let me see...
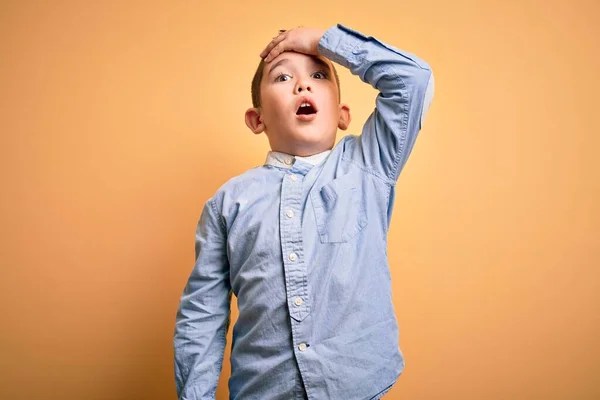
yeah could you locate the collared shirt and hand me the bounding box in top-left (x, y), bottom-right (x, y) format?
top-left (265, 149), bottom-right (332, 169)
top-left (174, 23), bottom-right (434, 400)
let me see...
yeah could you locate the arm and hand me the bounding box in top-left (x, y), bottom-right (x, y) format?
top-left (174, 197), bottom-right (232, 400)
top-left (318, 24), bottom-right (434, 184)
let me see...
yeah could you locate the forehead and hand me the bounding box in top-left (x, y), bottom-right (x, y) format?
top-left (263, 52), bottom-right (333, 78)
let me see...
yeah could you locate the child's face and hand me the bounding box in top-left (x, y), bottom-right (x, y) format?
top-left (246, 51), bottom-right (350, 156)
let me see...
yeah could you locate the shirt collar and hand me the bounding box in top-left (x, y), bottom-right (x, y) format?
top-left (264, 149), bottom-right (331, 169)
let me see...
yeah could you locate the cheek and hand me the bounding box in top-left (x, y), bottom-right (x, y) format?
top-left (322, 98), bottom-right (340, 120)
top-left (320, 88), bottom-right (339, 111)
top-left (262, 91), bottom-right (288, 115)
top-left (259, 100), bottom-right (280, 125)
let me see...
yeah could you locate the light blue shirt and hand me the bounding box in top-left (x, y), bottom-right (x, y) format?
top-left (174, 23), bottom-right (434, 400)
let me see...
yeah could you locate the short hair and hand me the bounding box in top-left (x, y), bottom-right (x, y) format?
top-left (251, 57), bottom-right (341, 108)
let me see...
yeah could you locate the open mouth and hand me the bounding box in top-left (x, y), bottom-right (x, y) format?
top-left (296, 102), bottom-right (317, 116)
top-left (295, 97), bottom-right (318, 119)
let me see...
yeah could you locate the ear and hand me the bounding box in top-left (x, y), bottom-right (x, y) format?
top-left (337, 103), bottom-right (351, 130)
top-left (245, 107), bottom-right (265, 134)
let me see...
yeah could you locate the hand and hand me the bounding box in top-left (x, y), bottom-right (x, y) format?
top-left (260, 26), bottom-right (327, 63)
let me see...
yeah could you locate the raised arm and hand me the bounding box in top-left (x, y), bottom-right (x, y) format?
top-left (318, 24), bottom-right (434, 184)
top-left (174, 197), bottom-right (232, 400)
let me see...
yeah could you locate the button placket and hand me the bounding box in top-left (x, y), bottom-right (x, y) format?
top-left (278, 159), bottom-right (314, 396)
top-left (279, 166), bottom-right (310, 324)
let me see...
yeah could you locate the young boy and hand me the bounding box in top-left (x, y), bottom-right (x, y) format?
top-left (174, 24), bottom-right (434, 400)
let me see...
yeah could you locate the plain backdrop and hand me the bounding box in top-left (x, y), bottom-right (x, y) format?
top-left (1, 1), bottom-right (598, 399)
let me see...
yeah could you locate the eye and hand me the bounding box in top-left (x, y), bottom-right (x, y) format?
top-left (274, 73), bottom-right (291, 82)
top-left (312, 71), bottom-right (328, 79)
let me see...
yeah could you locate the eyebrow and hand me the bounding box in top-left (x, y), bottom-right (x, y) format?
top-left (268, 56), bottom-right (331, 76)
top-left (268, 58), bottom-right (290, 75)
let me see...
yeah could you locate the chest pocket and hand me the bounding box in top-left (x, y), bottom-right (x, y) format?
top-left (310, 173), bottom-right (368, 243)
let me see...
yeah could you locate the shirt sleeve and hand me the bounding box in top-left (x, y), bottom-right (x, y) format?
top-left (174, 197), bottom-right (232, 400)
top-left (318, 23), bottom-right (435, 184)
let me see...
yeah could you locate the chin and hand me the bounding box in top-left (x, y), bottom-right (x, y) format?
top-left (291, 128), bottom-right (327, 142)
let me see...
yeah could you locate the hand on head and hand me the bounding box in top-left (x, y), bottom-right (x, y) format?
top-left (260, 27), bottom-right (327, 63)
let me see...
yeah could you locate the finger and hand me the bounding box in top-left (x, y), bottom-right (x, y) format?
top-left (264, 40), bottom-right (289, 63)
top-left (260, 31), bottom-right (287, 58)
top-left (260, 33), bottom-right (286, 58)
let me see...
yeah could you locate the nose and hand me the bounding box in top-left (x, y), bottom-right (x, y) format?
top-left (295, 79), bottom-right (312, 94)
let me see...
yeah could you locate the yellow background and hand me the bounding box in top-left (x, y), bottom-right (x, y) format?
top-left (1, 1), bottom-right (598, 399)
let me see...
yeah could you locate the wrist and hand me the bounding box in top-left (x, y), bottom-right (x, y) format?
top-left (314, 29), bottom-right (327, 54)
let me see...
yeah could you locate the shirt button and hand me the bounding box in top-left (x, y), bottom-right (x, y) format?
top-left (288, 253), bottom-right (297, 262)
top-left (286, 209), bottom-right (294, 218)
top-left (284, 158), bottom-right (293, 165)
top-left (298, 343), bottom-right (307, 352)
top-left (289, 174), bottom-right (298, 182)
top-left (294, 297), bottom-right (303, 306)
